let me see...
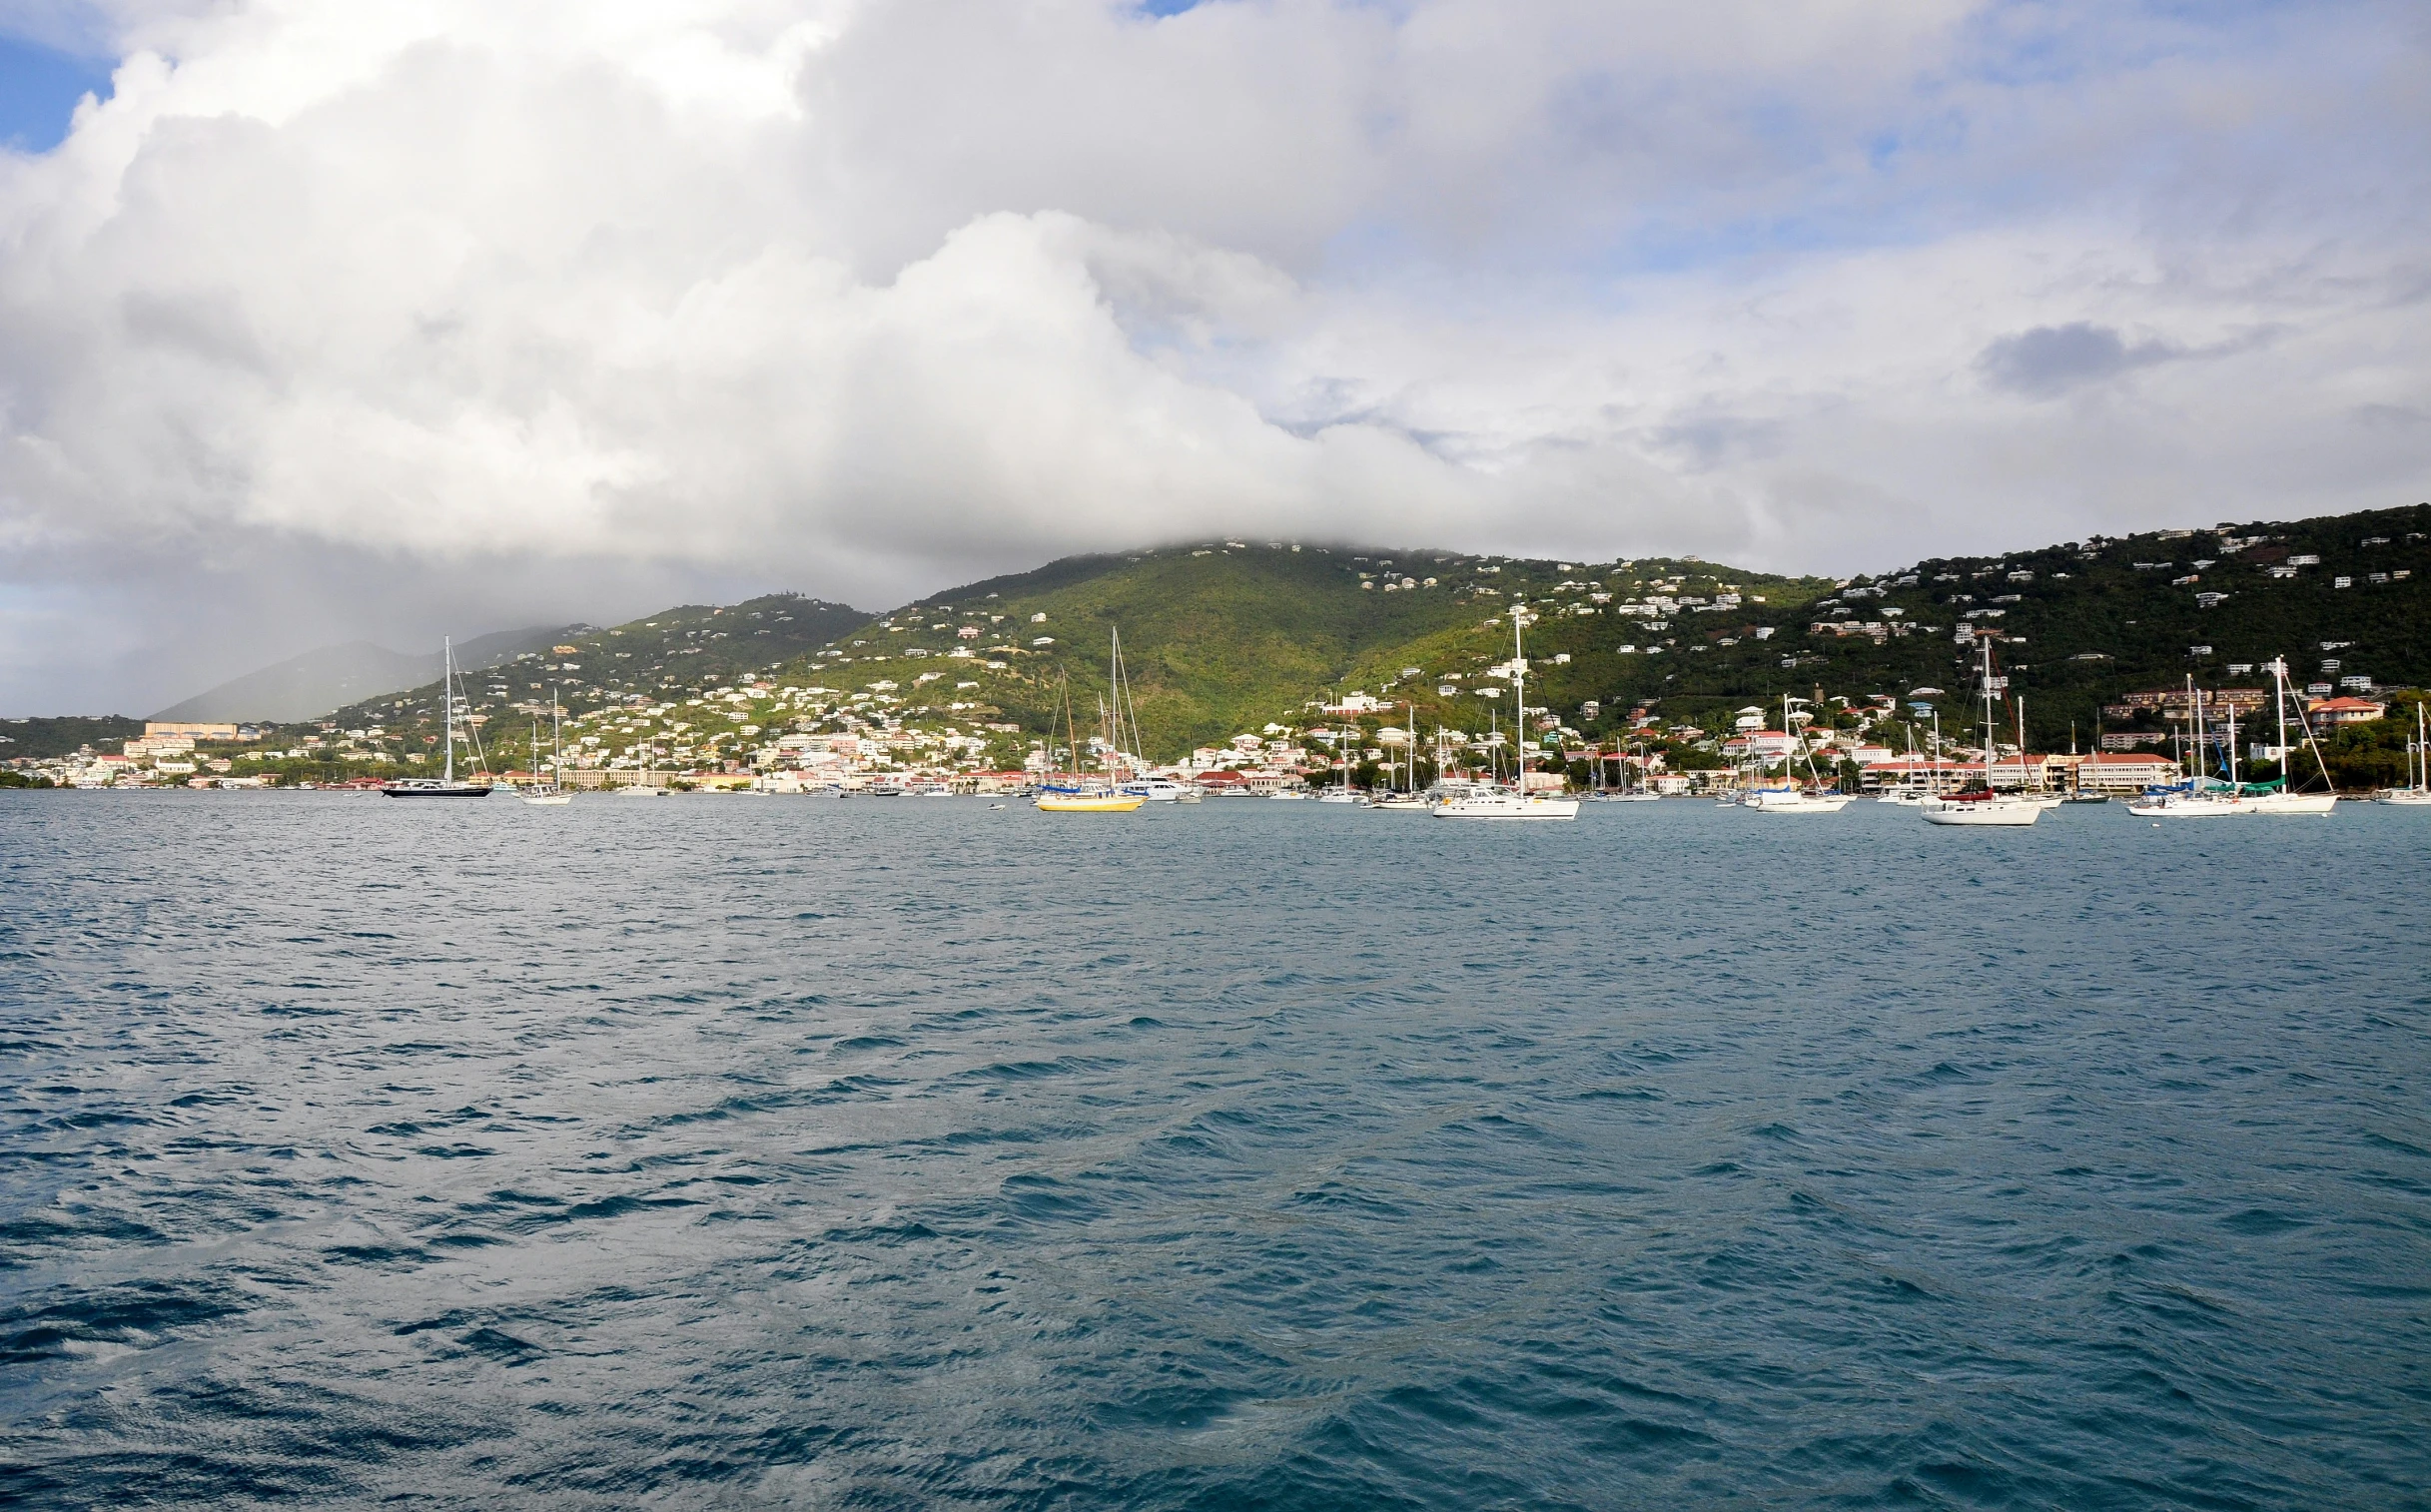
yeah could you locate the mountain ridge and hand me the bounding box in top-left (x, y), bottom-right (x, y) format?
top-left (15, 503), bottom-right (2423, 786)
top-left (151, 624), bottom-right (586, 723)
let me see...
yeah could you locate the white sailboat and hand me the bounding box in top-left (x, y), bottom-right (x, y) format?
top-left (522, 689), bottom-right (572, 804)
top-left (1744, 695), bottom-right (1853, 813)
top-left (2132, 659), bottom-right (2337, 816)
top-left (1100, 628), bottom-right (1194, 802)
top-left (1435, 606), bottom-right (1579, 820)
top-left (1372, 702), bottom-right (1432, 810)
top-left (1878, 722), bottom-right (1919, 803)
top-left (1922, 639), bottom-right (2040, 826)
top-left (1314, 694), bottom-right (1367, 804)
top-left (2240, 657), bottom-right (2338, 814)
top-left (383, 638), bottom-right (495, 798)
top-left (2383, 700), bottom-right (2431, 805)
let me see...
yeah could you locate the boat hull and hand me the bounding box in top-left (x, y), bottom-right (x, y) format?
top-left (1747, 792), bottom-right (1853, 813)
top-left (2240, 792), bottom-right (2336, 814)
top-left (1036, 794), bottom-right (1146, 812)
top-left (1432, 795), bottom-right (1580, 821)
top-left (382, 782), bottom-right (493, 798)
top-left (2128, 794), bottom-right (2335, 817)
top-left (1921, 802), bottom-right (2040, 825)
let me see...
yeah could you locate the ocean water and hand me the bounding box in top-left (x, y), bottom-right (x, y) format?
top-left (2, 790), bottom-right (2427, 1510)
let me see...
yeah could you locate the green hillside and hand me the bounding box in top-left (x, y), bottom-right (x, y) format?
top-left (767, 505), bottom-right (2426, 766)
top-left (0, 715), bottom-right (146, 762)
top-left (907, 545), bottom-right (1826, 752)
top-left (22, 501), bottom-right (2422, 786)
top-left (773, 543), bottom-right (1829, 760)
top-left (1528, 501), bottom-right (2430, 749)
top-left (180, 593), bottom-right (868, 782)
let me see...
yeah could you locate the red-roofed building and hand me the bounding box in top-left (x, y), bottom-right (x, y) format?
top-left (2307, 696), bottom-right (2387, 725)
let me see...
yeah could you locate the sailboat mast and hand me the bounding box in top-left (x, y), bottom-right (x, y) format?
top-left (2016, 694), bottom-right (2026, 794)
top-left (2191, 681), bottom-right (2201, 782)
top-left (1512, 610), bottom-right (1527, 793)
top-left (2274, 657), bottom-right (2290, 782)
top-left (442, 637), bottom-right (455, 785)
top-left (1982, 640), bottom-right (1996, 789)
top-left (2194, 681), bottom-right (2209, 783)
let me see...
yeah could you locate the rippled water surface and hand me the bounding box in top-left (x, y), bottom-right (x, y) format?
top-left (3, 791), bottom-right (2428, 1509)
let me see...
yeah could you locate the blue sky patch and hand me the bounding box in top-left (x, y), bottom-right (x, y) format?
top-left (0, 35), bottom-right (113, 153)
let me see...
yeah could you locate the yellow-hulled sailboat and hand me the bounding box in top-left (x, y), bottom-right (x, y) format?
top-left (1035, 660), bottom-right (1145, 812)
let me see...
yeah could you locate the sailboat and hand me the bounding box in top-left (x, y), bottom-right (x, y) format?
top-left (522, 689), bottom-right (572, 805)
top-left (1878, 720), bottom-right (1931, 804)
top-left (2238, 657), bottom-right (2338, 814)
top-left (383, 638), bottom-right (495, 797)
top-left (1099, 628), bottom-right (1192, 802)
top-left (1745, 694), bottom-right (1853, 812)
top-left (1434, 606), bottom-right (1580, 820)
top-left (2132, 659), bottom-right (2337, 816)
top-left (1372, 702), bottom-right (1431, 810)
top-left (1921, 639), bottom-right (2040, 825)
top-left (1036, 667), bottom-right (1145, 812)
top-left (2383, 701), bottom-right (2431, 805)
top-left (1314, 691), bottom-right (1367, 804)
top-left (1608, 738), bottom-right (1662, 800)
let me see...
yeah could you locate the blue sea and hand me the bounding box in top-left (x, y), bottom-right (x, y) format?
top-left (3, 791), bottom-right (2427, 1509)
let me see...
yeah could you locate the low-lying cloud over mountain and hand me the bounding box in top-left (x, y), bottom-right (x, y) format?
top-left (2, 0), bottom-right (2426, 712)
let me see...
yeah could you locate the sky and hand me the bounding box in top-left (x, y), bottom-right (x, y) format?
top-left (1, 0), bottom-right (2426, 715)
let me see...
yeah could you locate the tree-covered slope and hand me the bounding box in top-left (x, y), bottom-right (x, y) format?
top-left (783, 543), bottom-right (1830, 760)
top-left (1522, 502), bottom-right (2430, 747)
top-left (0, 715), bottom-right (146, 762)
top-left (293, 593), bottom-right (868, 767)
top-left (789, 505), bottom-right (2425, 761)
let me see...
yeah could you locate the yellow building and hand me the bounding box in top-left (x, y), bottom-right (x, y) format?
top-left (145, 721), bottom-right (249, 742)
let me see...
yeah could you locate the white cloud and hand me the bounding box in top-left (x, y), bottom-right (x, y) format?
top-left (1, 0), bottom-right (2426, 711)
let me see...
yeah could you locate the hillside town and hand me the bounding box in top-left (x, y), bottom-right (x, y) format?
top-left (11, 674), bottom-right (2414, 799)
